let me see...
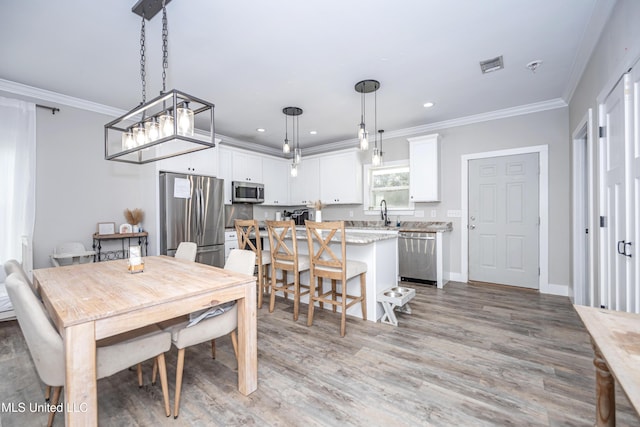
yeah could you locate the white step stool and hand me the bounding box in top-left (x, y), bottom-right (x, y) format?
top-left (377, 286), bottom-right (416, 326)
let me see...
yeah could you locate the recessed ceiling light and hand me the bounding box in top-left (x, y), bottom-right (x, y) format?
top-left (256, 128), bottom-right (266, 132)
top-left (423, 102), bottom-right (435, 108)
top-left (479, 55), bottom-right (504, 74)
top-left (309, 130), bottom-right (317, 135)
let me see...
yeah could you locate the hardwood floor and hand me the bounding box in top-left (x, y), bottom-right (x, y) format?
top-left (0, 281), bottom-right (638, 426)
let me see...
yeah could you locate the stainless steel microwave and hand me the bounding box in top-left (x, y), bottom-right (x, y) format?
top-left (232, 181), bottom-right (264, 203)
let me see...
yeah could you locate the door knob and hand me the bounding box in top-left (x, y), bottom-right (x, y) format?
top-left (469, 224), bottom-right (476, 230)
top-left (470, 216), bottom-right (476, 221)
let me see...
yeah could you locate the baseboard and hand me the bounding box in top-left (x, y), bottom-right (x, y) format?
top-left (543, 283), bottom-right (569, 297)
top-left (448, 272), bottom-right (464, 282)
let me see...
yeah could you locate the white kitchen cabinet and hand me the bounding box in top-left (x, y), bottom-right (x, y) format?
top-left (319, 150), bottom-right (362, 204)
top-left (218, 146), bottom-right (233, 204)
top-left (155, 140), bottom-right (220, 176)
top-left (224, 230), bottom-right (238, 263)
top-left (289, 157), bottom-right (319, 206)
top-left (262, 156), bottom-right (290, 205)
top-left (232, 151), bottom-right (263, 183)
top-left (408, 133), bottom-right (440, 202)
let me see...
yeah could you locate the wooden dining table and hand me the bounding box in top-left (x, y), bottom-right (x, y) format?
top-left (33, 255), bottom-right (257, 426)
top-left (574, 305), bottom-right (640, 426)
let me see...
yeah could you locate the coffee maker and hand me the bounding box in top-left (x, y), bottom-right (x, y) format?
top-left (291, 208), bottom-right (309, 225)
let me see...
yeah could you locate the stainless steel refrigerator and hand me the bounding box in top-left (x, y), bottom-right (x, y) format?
top-left (159, 172), bottom-right (225, 267)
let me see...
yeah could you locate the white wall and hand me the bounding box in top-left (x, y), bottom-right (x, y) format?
top-left (326, 108), bottom-right (570, 287)
top-left (33, 105), bottom-right (156, 269)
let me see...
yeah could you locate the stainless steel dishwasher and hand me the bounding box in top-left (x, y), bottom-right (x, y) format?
top-left (399, 231), bottom-right (436, 284)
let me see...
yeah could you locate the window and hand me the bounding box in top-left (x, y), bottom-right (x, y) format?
top-left (363, 161), bottom-right (413, 214)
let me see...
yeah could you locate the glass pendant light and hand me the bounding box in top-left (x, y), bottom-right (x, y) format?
top-left (133, 124), bottom-right (148, 147)
top-left (177, 102), bottom-right (194, 136)
top-left (283, 113), bottom-right (290, 153)
top-left (290, 163), bottom-right (298, 177)
top-left (373, 129), bottom-right (384, 166)
top-left (159, 112), bottom-right (174, 137)
top-left (355, 79), bottom-right (380, 151)
top-left (145, 118), bottom-right (160, 142)
top-left (283, 106), bottom-right (303, 177)
top-left (122, 130), bottom-right (135, 150)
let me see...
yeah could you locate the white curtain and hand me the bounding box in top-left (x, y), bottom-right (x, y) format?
top-left (0, 97), bottom-right (36, 282)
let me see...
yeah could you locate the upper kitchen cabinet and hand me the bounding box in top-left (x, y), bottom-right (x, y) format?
top-left (262, 156), bottom-right (290, 205)
top-left (289, 157), bottom-right (320, 206)
top-left (319, 150), bottom-right (363, 204)
top-left (155, 138), bottom-right (221, 176)
top-left (218, 146), bottom-right (233, 204)
top-left (232, 151), bottom-right (263, 183)
top-left (408, 133), bottom-right (440, 202)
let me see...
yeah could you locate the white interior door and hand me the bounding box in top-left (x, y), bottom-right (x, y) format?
top-left (468, 153), bottom-right (539, 289)
top-left (629, 67), bottom-right (640, 312)
top-left (600, 75), bottom-right (629, 311)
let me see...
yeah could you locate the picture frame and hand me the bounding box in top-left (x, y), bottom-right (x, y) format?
top-left (119, 223), bottom-right (133, 234)
top-left (97, 222), bottom-right (116, 235)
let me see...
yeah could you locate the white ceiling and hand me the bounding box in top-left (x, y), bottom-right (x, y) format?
top-left (0, 0), bottom-right (610, 154)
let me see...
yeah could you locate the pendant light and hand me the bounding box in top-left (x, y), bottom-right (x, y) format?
top-left (373, 129), bottom-right (384, 166)
top-left (104, 0), bottom-right (215, 164)
top-left (283, 106), bottom-right (303, 177)
top-left (355, 79), bottom-right (380, 150)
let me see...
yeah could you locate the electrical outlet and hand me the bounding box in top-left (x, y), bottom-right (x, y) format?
top-left (415, 210), bottom-right (425, 218)
top-left (430, 209), bottom-right (437, 218)
top-left (349, 210), bottom-right (354, 218)
top-left (447, 210), bottom-right (462, 218)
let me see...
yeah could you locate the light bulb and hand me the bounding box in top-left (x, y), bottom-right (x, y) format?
top-left (283, 139), bottom-right (290, 153)
top-left (372, 148), bottom-right (381, 166)
top-left (159, 113), bottom-right (174, 137)
top-left (121, 131), bottom-right (135, 150)
top-left (358, 123), bottom-right (366, 141)
top-left (145, 119), bottom-right (160, 142)
top-left (177, 106), bottom-right (194, 136)
top-left (133, 125), bottom-right (147, 146)
top-left (290, 163), bottom-right (298, 177)
top-left (359, 131), bottom-right (369, 150)
top-left (294, 148), bottom-right (302, 164)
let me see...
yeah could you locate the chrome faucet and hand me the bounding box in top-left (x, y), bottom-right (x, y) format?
top-left (380, 199), bottom-right (390, 226)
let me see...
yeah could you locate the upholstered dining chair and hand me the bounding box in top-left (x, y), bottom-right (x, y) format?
top-left (4, 259), bottom-right (34, 294)
top-left (235, 219), bottom-right (271, 308)
top-left (5, 273), bottom-right (172, 426)
top-left (265, 220), bottom-right (310, 321)
top-left (305, 220), bottom-right (367, 337)
top-left (174, 242), bottom-right (198, 262)
top-left (158, 248), bottom-right (256, 419)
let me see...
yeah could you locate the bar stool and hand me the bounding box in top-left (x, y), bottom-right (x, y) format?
top-left (265, 220), bottom-right (310, 321)
top-left (235, 219), bottom-right (271, 308)
top-left (305, 220), bottom-right (367, 337)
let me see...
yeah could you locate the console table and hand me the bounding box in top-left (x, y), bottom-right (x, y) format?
top-left (92, 232), bottom-right (149, 262)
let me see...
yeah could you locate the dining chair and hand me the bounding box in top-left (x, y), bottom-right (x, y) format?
top-left (174, 242), bottom-right (197, 262)
top-left (265, 220), bottom-right (310, 321)
top-left (158, 248), bottom-right (256, 419)
top-left (305, 220), bottom-right (367, 337)
top-left (4, 259), bottom-right (34, 294)
top-left (49, 241), bottom-right (95, 267)
top-left (5, 273), bottom-right (172, 426)
top-left (235, 219), bottom-right (271, 308)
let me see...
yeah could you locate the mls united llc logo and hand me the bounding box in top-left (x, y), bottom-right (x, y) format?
top-left (1, 401), bottom-right (88, 413)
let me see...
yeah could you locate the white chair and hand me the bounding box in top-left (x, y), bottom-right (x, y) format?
top-left (174, 242), bottom-right (197, 262)
top-left (5, 273), bottom-right (173, 426)
top-left (157, 248), bottom-right (256, 419)
top-left (50, 242), bottom-right (95, 267)
top-left (4, 259), bottom-right (34, 294)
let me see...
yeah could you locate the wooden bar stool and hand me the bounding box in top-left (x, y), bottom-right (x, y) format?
top-left (305, 220), bottom-right (367, 337)
top-left (235, 219), bottom-right (271, 308)
top-left (265, 220), bottom-right (310, 321)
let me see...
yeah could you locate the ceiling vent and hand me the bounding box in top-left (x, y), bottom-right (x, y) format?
top-left (479, 55), bottom-right (504, 74)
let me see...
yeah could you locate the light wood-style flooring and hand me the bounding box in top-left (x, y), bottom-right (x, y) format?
top-left (0, 281), bottom-right (638, 426)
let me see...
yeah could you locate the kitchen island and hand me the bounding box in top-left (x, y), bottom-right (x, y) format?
top-left (280, 227), bottom-right (398, 322)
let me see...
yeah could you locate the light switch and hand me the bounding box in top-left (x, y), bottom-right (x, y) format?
top-left (430, 210), bottom-right (437, 218)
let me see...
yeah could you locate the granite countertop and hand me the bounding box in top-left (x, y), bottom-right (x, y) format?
top-left (292, 226), bottom-right (397, 244)
top-left (344, 220), bottom-right (453, 233)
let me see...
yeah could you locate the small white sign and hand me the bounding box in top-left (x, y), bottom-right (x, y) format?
top-left (174, 178), bottom-right (192, 199)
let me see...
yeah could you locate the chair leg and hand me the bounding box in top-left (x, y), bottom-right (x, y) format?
top-left (293, 272), bottom-right (300, 321)
top-left (283, 271), bottom-right (288, 300)
top-left (360, 272), bottom-right (367, 321)
top-left (307, 274), bottom-right (316, 327)
top-left (340, 281), bottom-right (347, 337)
top-left (45, 385), bottom-right (51, 401)
top-left (137, 362), bottom-right (143, 387)
top-left (257, 263), bottom-right (263, 309)
top-left (211, 339), bottom-right (216, 359)
top-left (230, 330), bottom-right (238, 360)
top-left (332, 280), bottom-right (337, 313)
top-left (152, 358), bottom-right (158, 385)
top-left (317, 277), bottom-right (324, 310)
top-left (47, 386), bottom-right (62, 427)
top-left (269, 270), bottom-right (277, 313)
top-left (174, 348), bottom-right (186, 419)
top-left (155, 353), bottom-right (171, 417)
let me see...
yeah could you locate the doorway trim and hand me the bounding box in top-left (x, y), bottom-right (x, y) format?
top-left (571, 109), bottom-right (595, 306)
top-left (461, 145), bottom-right (550, 293)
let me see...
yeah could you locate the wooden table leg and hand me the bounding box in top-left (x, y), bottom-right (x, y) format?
top-left (64, 322), bottom-right (98, 426)
top-left (591, 338), bottom-right (615, 427)
top-left (237, 280), bottom-right (258, 395)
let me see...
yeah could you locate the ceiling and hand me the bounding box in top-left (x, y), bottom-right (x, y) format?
top-left (0, 0), bottom-right (609, 155)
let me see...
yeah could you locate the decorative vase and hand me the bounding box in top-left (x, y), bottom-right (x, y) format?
top-left (315, 211), bottom-right (322, 222)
